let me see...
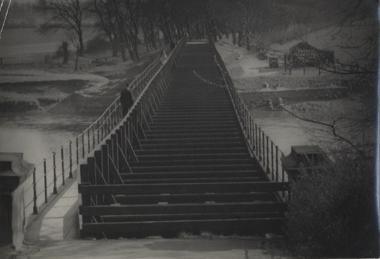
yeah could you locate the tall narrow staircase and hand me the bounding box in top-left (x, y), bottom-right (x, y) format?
top-left (79, 42), bottom-right (287, 238)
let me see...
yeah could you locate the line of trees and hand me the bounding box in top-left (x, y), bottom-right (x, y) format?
top-left (37, 0), bottom-right (212, 63)
top-left (36, 0), bottom-right (377, 67)
top-left (35, 0), bottom-right (303, 61)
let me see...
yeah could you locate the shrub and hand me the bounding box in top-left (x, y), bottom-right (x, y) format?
top-left (286, 155), bottom-right (378, 257)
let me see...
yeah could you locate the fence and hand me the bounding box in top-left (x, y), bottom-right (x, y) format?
top-left (211, 42), bottom-right (290, 202)
top-left (22, 39), bottom-right (185, 225)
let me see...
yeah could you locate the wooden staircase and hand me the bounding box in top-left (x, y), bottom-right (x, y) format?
top-left (79, 42), bottom-right (287, 238)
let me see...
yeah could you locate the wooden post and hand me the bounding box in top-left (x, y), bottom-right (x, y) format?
top-left (43, 159), bottom-right (47, 203)
top-left (266, 136), bottom-right (269, 177)
top-left (32, 168), bottom-right (38, 214)
top-left (82, 134), bottom-right (85, 159)
top-left (275, 146), bottom-right (279, 182)
top-left (76, 137), bottom-right (79, 165)
top-left (69, 141), bottom-right (73, 178)
top-left (87, 130), bottom-right (90, 154)
top-left (61, 146), bottom-right (65, 185)
top-left (53, 152), bottom-right (57, 194)
top-left (271, 141), bottom-right (274, 181)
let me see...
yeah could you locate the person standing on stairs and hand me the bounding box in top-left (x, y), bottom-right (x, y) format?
top-left (120, 88), bottom-right (133, 116)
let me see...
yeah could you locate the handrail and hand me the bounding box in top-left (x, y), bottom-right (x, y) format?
top-left (22, 39), bottom-right (185, 225)
top-left (78, 38), bottom-right (185, 206)
top-left (210, 41), bottom-right (290, 202)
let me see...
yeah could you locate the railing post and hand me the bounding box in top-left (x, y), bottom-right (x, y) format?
top-left (275, 145), bottom-right (279, 182)
top-left (258, 128), bottom-right (262, 161)
top-left (281, 153), bottom-right (286, 198)
top-left (249, 118), bottom-right (252, 149)
top-left (82, 134), bottom-right (85, 158)
top-left (271, 141), bottom-right (274, 181)
top-left (53, 152), bottom-right (57, 194)
top-left (43, 159), bottom-right (47, 203)
top-left (97, 122), bottom-right (100, 144)
top-left (266, 136), bottom-right (269, 177)
top-left (262, 131), bottom-right (265, 164)
top-left (32, 168), bottom-right (38, 214)
top-left (93, 127), bottom-right (96, 149)
top-left (61, 146), bottom-right (65, 186)
top-left (76, 137), bottom-right (79, 165)
top-left (69, 140), bottom-right (73, 178)
top-left (87, 130), bottom-right (91, 154)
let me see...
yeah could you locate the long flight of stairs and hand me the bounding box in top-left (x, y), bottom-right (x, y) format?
top-left (79, 41), bottom-right (287, 238)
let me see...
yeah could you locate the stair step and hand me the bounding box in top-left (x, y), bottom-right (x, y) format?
top-left (81, 217), bottom-right (284, 238)
top-left (130, 158), bottom-right (254, 167)
top-left (100, 211), bottom-right (282, 222)
top-left (154, 110), bottom-right (235, 116)
top-left (136, 147), bottom-right (248, 155)
top-left (129, 163), bottom-right (257, 172)
top-left (145, 131), bottom-right (241, 139)
top-left (119, 170), bottom-right (257, 179)
top-left (137, 152), bottom-right (250, 160)
top-left (122, 176), bottom-right (263, 184)
top-left (149, 122), bottom-right (240, 131)
top-left (80, 201), bottom-right (286, 216)
top-left (140, 141), bottom-right (246, 149)
top-left (158, 106), bottom-right (233, 112)
top-left (152, 117), bottom-right (236, 123)
top-left (114, 192), bottom-right (275, 204)
top-left (154, 110), bottom-right (233, 115)
top-left (140, 136), bottom-right (243, 144)
top-left (146, 126), bottom-right (241, 135)
top-left (79, 182), bottom-right (288, 195)
top-left (152, 119), bottom-right (239, 128)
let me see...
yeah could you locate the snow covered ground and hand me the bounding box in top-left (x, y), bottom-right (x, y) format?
top-left (0, 50), bottom-right (155, 166)
top-left (0, 69), bottom-right (109, 96)
top-left (1, 237), bottom-right (289, 259)
top-left (216, 32), bottom-right (375, 159)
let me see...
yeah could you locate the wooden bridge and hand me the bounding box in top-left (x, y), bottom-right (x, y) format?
top-left (78, 39), bottom-right (289, 238)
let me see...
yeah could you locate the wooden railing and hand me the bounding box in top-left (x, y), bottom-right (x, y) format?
top-left (78, 38), bottom-right (185, 208)
top-left (211, 42), bottom-right (289, 202)
top-left (22, 39), bottom-right (185, 225)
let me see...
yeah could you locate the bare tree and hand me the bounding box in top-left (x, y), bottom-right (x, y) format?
top-left (39, 0), bottom-right (85, 56)
top-left (91, 0), bottom-right (120, 57)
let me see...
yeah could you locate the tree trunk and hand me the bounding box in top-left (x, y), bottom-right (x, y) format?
top-left (112, 41), bottom-right (119, 57)
top-left (245, 33), bottom-right (250, 51)
top-left (62, 41), bottom-right (69, 64)
top-left (238, 31), bottom-right (243, 47)
top-left (109, 35), bottom-right (119, 57)
top-left (74, 49), bottom-right (79, 71)
top-left (120, 43), bottom-right (127, 61)
top-left (78, 30), bottom-right (84, 56)
top-left (232, 31), bottom-right (237, 45)
top-left (128, 49), bottom-right (135, 62)
top-left (133, 41), bottom-right (140, 61)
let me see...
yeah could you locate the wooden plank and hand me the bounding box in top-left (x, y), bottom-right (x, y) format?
top-left (80, 201), bottom-right (286, 215)
top-left (121, 176), bottom-right (263, 184)
top-left (100, 212), bottom-right (283, 222)
top-left (78, 182), bottom-right (288, 195)
top-left (114, 192), bottom-right (275, 204)
top-left (81, 217), bottom-right (284, 238)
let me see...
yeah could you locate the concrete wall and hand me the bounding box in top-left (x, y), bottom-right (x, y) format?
top-left (0, 152), bottom-right (34, 250)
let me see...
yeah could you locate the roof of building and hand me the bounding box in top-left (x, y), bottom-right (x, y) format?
top-left (289, 41), bottom-right (319, 52)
